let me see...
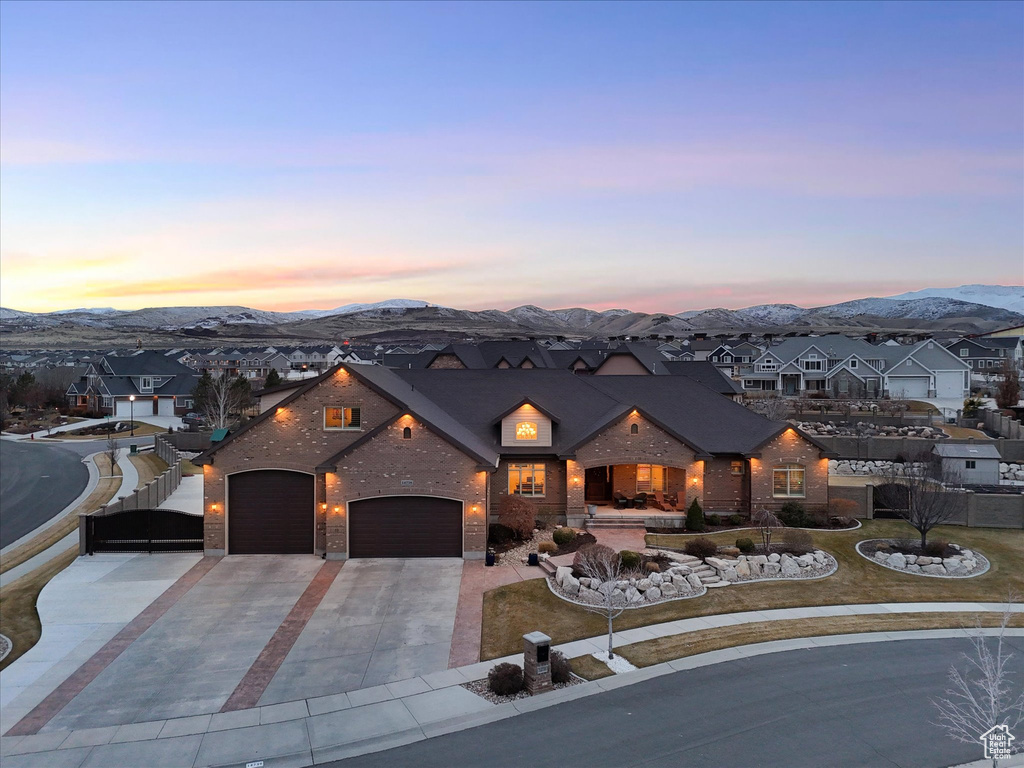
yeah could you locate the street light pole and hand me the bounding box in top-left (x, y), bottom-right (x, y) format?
top-left (129, 395), bottom-right (135, 437)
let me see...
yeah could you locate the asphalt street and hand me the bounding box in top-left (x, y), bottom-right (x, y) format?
top-left (333, 637), bottom-right (1022, 768)
top-left (0, 436), bottom-right (150, 548)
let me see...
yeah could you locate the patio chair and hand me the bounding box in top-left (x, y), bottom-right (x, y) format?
top-left (633, 492), bottom-right (648, 510)
top-left (613, 491), bottom-right (632, 510)
top-left (652, 491), bottom-right (678, 512)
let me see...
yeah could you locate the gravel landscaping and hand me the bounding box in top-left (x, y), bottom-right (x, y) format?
top-left (0, 633), bottom-right (12, 662)
top-left (796, 421), bottom-right (948, 438)
top-left (462, 675), bottom-right (585, 704)
top-left (856, 539), bottom-right (990, 578)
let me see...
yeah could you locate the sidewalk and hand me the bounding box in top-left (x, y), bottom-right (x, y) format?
top-left (2, 592), bottom-right (1019, 767)
top-left (3, 621), bottom-right (1020, 767)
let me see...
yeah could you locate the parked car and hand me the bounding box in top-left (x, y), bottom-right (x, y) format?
top-left (183, 412), bottom-right (205, 429)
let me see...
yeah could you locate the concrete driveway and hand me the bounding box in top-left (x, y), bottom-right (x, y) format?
top-left (7, 555), bottom-right (465, 734)
top-left (258, 558), bottom-right (464, 705)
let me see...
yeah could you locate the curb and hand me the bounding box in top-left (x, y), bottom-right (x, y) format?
top-left (4, 626), bottom-right (1020, 768)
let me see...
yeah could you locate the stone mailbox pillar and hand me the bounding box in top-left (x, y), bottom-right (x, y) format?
top-left (523, 631), bottom-right (553, 695)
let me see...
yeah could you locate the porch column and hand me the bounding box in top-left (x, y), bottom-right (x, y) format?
top-left (324, 471), bottom-right (347, 560)
top-left (566, 460), bottom-right (585, 517)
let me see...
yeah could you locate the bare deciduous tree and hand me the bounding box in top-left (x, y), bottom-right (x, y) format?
top-left (573, 544), bottom-right (627, 659)
top-left (932, 602), bottom-right (1024, 767)
top-left (192, 373), bottom-right (251, 430)
top-left (751, 507), bottom-right (782, 552)
top-left (105, 428), bottom-right (121, 476)
top-left (995, 360), bottom-right (1021, 410)
top-left (747, 394), bottom-right (790, 421)
top-left (874, 452), bottom-right (963, 550)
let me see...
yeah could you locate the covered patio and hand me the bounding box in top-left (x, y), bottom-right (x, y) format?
top-left (583, 462), bottom-right (689, 512)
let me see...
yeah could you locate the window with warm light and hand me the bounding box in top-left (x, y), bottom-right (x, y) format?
top-left (730, 461), bottom-right (745, 476)
top-left (636, 464), bottom-right (666, 493)
top-left (515, 421), bottom-right (538, 441)
top-left (324, 406), bottom-right (361, 430)
top-left (772, 464), bottom-right (805, 497)
top-left (508, 463), bottom-right (545, 496)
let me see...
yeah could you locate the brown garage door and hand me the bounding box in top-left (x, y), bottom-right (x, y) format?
top-left (349, 496), bottom-right (462, 558)
top-left (228, 470), bottom-right (314, 554)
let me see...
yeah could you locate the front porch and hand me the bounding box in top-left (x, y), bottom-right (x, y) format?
top-left (566, 503), bottom-right (687, 530)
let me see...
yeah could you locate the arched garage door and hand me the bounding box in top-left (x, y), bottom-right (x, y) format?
top-left (349, 497), bottom-right (462, 558)
top-left (228, 470), bottom-right (314, 554)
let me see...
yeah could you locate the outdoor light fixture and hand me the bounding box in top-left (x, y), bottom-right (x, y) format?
top-left (210, 502), bottom-right (218, 511)
top-left (129, 395), bottom-right (135, 437)
top-left (516, 421), bottom-right (538, 440)
top-left (321, 503), bottom-right (327, 511)
top-left (333, 506), bottom-right (340, 514)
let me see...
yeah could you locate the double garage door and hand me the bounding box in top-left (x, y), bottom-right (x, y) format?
top-left (227, 470), bottom-right (462, 557)
top-left (887, 376), bottom-right (929, 399)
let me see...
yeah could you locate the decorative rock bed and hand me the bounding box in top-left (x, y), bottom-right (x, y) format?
top-left (548, 548), bottom-right (838, 607)
top-left (855, 539), bottom-right (990, 578)
top-left (797, 421), bottom-right (948, 439)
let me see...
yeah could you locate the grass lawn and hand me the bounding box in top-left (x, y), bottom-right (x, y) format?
top-left (480, 519), bottom-right (1023, 660)
top-left (180, 459), bottom-right (203, 477)
top-left (569, 654), bottom-right (616, 681)
top-left (0, 455), bottom-right (121, 576)
top-left (129, 453), bottom-right (169, 489)
top-left (941, 425), bottom-right (992, 439)
top-left (614, 611), bottom-right (1024, 670)
top-left (0, 548), bottom-right (77, 671)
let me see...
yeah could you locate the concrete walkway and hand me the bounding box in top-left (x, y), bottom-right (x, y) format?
top-left (0, 450), bottom-right (139, 588)
top-left (3, 618), bottom-right (1020, 768)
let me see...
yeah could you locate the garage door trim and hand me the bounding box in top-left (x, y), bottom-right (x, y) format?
top-left (226, 468), bottom-right (316, 555)
top-left (347, 494), bottom-right (465, 558)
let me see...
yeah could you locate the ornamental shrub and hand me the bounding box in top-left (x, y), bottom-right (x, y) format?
top-left (488, 523), bottom-right (515, 547)
top-left (550, 650), bottom-right (572, 684)
top-left (707, 513), bottom-right (722, 527)
top-left (686, 499), bottom-right (705, 532)
top-left (782, 528), bottom-right (814, 554)
top-left (728, 514), bottom-right (744, 526)
top-left (487, 663), bottom-right (524, 696)
top-left (618, 550), bottom-right (642, 571)
top-left (736, 537), bottom-right (755, 554)
top-left (779, 501), bottom-right (810, 528)
top-left (498, 495), bottom-right (537, 540)
top-left (538, 540), bottom-right (558, 554)
top-left (925, 539), bottom-right (950, 558)
top-left (644, 561), bottom-right (661, 573)
top-left (684, 537), bottom-right (718, 560)
top-left (552, 527), bottom-right (576, 546)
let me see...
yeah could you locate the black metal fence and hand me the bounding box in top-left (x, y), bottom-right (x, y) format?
top-left (84, 508), bottom-right (203, 554)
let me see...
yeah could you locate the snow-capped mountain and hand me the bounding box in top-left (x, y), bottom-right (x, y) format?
top-left (2, 285), bottom-right (1021, 344)
top-left (885, 284), bottom-right (1024, 315)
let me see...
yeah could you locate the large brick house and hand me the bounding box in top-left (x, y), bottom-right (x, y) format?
top-left (195, 364), bottom-right (833, 559)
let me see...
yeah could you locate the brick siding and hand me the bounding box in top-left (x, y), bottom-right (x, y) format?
top-left (749, 428), bottom-right (829, 513)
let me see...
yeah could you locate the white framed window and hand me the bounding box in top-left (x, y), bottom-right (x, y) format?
top-left (803, 359), bottom-right (823, 371)
top-left (508, 463), bottom-right (545, 497)
top-left (324, 406), bottom-right (361, 430)
top-left (772, 464), bottom-right (805, 498)
top-left (101, 396), bottom-right (112, 407)
top-left (636, 464), bottom-right (666, 493)
top-left (849, 359), bottom-right (858, 369)
top-left (906, 360), bottom-right (912, 366)
top-left (140, 376), bottom-right (153, 392)
top-left (743, 380), bottom-right (760, 389)
top-left (959, 348), bottom-right (968, 357)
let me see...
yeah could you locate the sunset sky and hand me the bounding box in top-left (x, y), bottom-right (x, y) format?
top-left (1, 1), bottom-right (1021, 314)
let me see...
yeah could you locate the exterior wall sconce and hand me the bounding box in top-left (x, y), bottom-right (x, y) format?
top-left (210, 502), bottom-right (219, 511)
top-left (333, 506), bottom-right (341, 514)
top-left (320, 503), bottom-right (328, 511)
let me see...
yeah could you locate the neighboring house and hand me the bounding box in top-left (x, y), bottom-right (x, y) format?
top-left (195, 365), bottom-right (833, 558)
top-left (708, 341), bottom-right (763, 377)
top-left (932, 443), bottom-right (1001, 485)
top-left (66, 351), bottom-right (200, 417)
top-left (943, 338), bottom-right (1016, 375)
top-left (740, 335), bottom-right (970, 400)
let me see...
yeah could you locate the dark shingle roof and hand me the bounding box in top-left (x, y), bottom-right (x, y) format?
top-left (662, 361), bottom-right (743, 395)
